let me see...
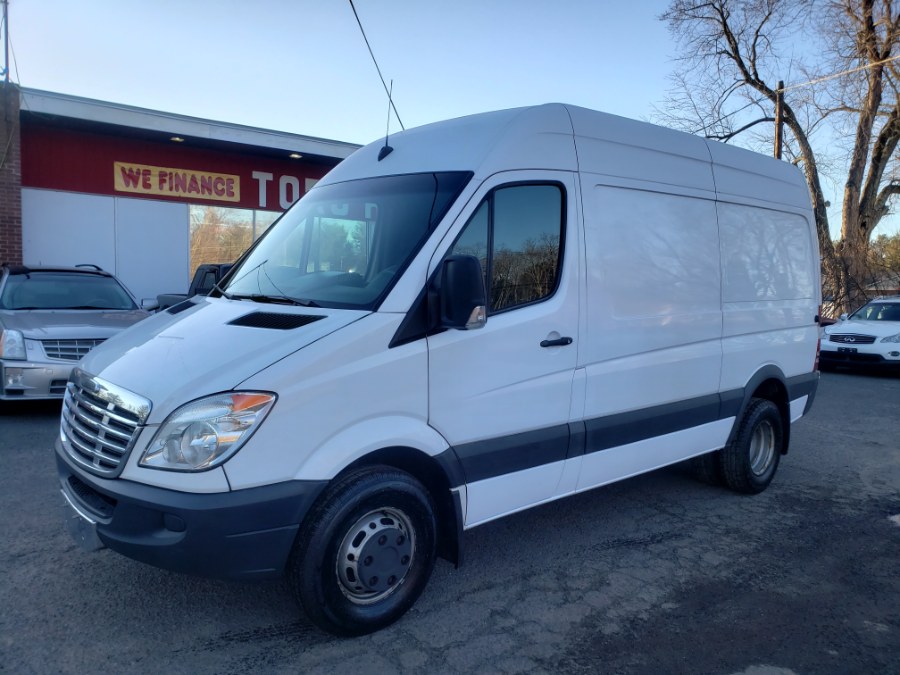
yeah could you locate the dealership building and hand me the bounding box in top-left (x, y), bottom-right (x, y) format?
top-left (0, 83), bottom-right (359, 303)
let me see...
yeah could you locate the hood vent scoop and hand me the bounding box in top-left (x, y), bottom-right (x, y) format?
top-left (228, 312), bottom-right (325, 330)
top-left (166, 300), bottom-right (195, 315)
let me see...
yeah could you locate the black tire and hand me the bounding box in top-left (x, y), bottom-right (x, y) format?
top-left (688, 450), bottom-right (724, 486)
top-left (721, 398), bottom-right (784, 495)
top-left (289, 466), bottom-right (437, 636)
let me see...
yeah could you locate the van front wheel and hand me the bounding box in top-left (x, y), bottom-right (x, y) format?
top-left (721, 398), bottom-right (783, 495)
top-left (289, 466), bottom-right (437, 636)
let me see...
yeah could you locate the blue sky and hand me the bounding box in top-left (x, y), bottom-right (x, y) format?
top-left (5, 0), bottom-right (898, 236)
top-left (7, 0), bottom-right (674, 144)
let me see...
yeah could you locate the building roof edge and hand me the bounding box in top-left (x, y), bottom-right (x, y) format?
top-left (19, 87), bottom-right (361, 160)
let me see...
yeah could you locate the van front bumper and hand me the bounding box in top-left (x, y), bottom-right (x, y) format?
top-left (56, 441), bottom-right (328, 581)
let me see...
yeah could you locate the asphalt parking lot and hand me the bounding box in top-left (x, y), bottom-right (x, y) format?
top-left (1, 370), bottom-right (898, 674)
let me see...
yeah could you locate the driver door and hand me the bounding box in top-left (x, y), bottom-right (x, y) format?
top-left (427, 171), bottom-right (581, 527)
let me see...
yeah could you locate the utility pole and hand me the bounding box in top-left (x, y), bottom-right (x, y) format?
top-left (774, 79), bottom-right (784, 159)
top-left (1, 0), bottom-right (9, 83)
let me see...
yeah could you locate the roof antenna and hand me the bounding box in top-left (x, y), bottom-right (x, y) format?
top-left (378, 80), bottom-right (394, 161)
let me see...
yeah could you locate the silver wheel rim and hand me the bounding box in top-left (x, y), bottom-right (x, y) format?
top-left (336, 508), bottom-right (416, 605)
top-left (748, 419), bottom-right (776, 476)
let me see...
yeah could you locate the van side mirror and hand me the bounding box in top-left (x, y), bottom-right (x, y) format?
top-left (141, 298), bottom-right (160, 311)
top-left (438, 255), bottom-right (487, 330)
top-left (839, 313), bottom-right (848, 321)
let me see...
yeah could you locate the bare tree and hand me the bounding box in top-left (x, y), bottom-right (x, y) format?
top-left (660, 0), bottom-right (900, 314)
top-left (189, 207), bottom-right (252, 277)
top-left (490, 235), bottom-right (560, 311)
top-left (868, 229), bottom-right (900, 289)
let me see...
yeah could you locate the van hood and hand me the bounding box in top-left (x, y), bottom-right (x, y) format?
top-left (79, 297), bottom-right (368, 424)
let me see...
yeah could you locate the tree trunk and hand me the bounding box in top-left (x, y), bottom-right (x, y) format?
top-left (837, 233), bottom-right (871, 313)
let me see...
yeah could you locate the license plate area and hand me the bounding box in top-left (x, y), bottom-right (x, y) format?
top-left (61, 490), bottom-right (105, 552)
top-left (837, 347), bottom-right (858, 354)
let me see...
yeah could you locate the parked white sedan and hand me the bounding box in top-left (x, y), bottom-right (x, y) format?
top-left (820, 296), bottom-right (900, 370)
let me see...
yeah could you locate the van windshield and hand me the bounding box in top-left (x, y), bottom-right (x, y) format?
top-left (223, 172), bottom-right (472, 310)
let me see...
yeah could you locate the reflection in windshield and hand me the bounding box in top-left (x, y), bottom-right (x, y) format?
top-left (224, 172), bottom-right (471, 310)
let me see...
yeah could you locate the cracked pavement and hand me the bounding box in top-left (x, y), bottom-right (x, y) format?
top-left (1, 370), bottom-right (898, 674)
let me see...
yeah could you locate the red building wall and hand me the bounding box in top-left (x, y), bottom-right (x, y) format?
top-left (22, 123), bottom-right (334, 212)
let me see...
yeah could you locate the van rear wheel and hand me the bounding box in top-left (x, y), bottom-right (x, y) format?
top-left (721, 398), bottom-right (783, 494)
top-left (289, 466), bottom-right (437, 636)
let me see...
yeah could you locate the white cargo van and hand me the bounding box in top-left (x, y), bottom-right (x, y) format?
top-left (57, 103), bottom-right (820, 636)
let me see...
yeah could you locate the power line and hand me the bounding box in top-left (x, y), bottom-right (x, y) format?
top-left (779, 54), bottom-right (900, 92)
top-left (693, 53), bottom-right (900, 136)
top-left (690, 95), bottom-right (768, 135)
top-left (348, 0), bottom-right (404, 131)
top-left (9, 30), bottom-right (19, 84)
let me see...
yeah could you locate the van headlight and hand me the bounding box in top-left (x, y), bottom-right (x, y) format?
top-left (881, 333), bottom-right (900, 343)
top-left (0, 329), bottom-right (26, 360)
top-left (140, 392), bottom-right (276, 471)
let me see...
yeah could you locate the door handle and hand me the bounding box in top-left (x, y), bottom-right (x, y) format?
top-left (540, 336), bottom-right (573, 348)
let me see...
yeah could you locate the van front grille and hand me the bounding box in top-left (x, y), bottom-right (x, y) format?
top-left (60, 370), bottom-right (151, 478)
top-left (66, 475), bottom-right (116, 520)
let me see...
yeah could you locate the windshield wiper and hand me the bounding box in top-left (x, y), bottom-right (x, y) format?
top-left (212, 258), bottom-right (269, 300)
top-left (8, 306), bottom-right (109, 310)
top-left (66, 305), bottom-right (118, 310)
top-left (232, 294), bottom-right (320, 308)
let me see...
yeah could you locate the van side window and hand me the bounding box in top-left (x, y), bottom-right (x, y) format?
top-left (451, 183), bottom-right (564, 313)
top-left (449, 201), bottom-right (489, 291)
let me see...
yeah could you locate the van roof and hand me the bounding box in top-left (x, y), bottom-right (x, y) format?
top-left (320, 104), bottom-right (579, 185)
top-left (319, 103), bottom-right (810, 212)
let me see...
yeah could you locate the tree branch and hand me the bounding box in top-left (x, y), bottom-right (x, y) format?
top-left (874, 182), bottom-right (900, 221)
top-left (859, 100), bottom-right (900, 222)
top-left (706, 116), bottom-right (776, 141)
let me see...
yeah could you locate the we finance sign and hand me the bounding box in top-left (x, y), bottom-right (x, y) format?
top-left (114, 162), bottom-right (240, 203)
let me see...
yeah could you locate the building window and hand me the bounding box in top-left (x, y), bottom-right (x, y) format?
top-left (189, 206), bottom-right (281, 278)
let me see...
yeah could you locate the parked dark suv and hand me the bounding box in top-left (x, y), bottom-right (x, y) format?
top-left (0, 264), bottom-right (149, 400)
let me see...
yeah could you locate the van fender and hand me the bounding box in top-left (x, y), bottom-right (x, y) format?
top-left (292, 416), bottom-right (467, 566)
top-left (723, 365), bottom-right (791, 452)
top-left (293, 415), bottom-right (452, 482)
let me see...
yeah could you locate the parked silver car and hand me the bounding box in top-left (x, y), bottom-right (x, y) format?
top-left (0, 264), bottom-right (149, 400)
